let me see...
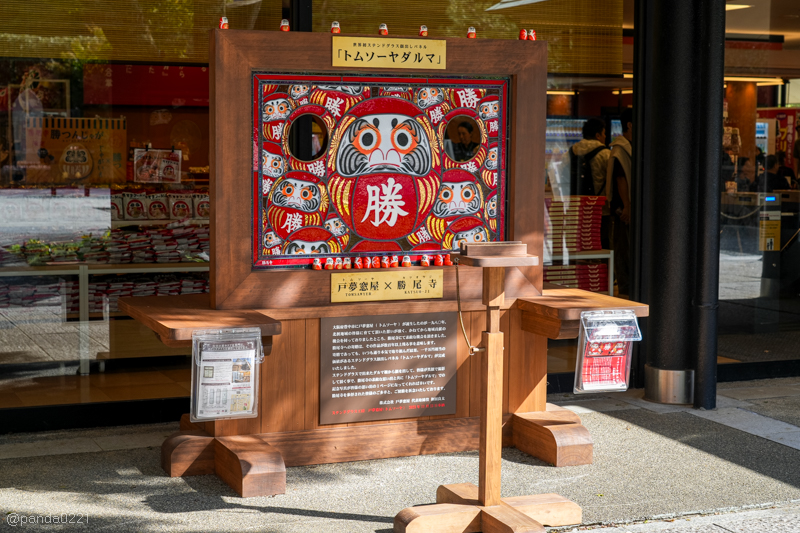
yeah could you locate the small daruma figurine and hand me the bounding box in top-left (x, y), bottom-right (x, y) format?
top-left (467, 27), bottom-right (477, 39)
top-left (519, 29), bottom-right (527, 40)
top-left (219, 17), bottom-right (228, 29)
top-left (280, 19), bottom-right (290, 31)
top-left (379, 23), bottom-right (389, 36)
top-left (443, 216), bottom-right (490, 250)
top-left (419, 25), bottom-right (428, 37)
top-left (528, 29), bottom-right (537, 41)
top-left (331, 21), bottom-right (341, 33)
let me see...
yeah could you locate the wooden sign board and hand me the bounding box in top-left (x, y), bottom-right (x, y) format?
top-left (330, 270), bottom-right (443, 302)
top-left (332, 36), bottom-right (446, 69)
top-left (319, 312), bottom-right (457, 424)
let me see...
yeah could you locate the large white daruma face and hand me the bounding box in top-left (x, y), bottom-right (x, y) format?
top-left (336, 114), bottom-right (432, 177)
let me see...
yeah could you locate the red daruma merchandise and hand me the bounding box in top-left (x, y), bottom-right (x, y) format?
top-left (574, 310), bottom-right (642, 394)
top-left (169, 192), bottom-right (194, 220)
top-left (193, 192), bottom-right (210, 219)
top-left (146, 193), bottom-right (169, 220)
top-left (123, 192), bottom-right (148, 220)
top-left (110, 192), bottom-right (124, 221)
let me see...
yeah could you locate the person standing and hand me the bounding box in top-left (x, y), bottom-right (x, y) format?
top-left (762, 154), bottom-right (788, 193)
top-left (608, 108), bottom-right (633, 297)
top-left (565, 118), bottom-right (611, 246)
top-left (776, 150), bottom-right (797, 189)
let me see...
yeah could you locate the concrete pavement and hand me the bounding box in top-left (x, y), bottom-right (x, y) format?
top-left (0, 377), bottom-right (799, 532)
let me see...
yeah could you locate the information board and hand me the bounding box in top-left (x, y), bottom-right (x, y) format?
top-left (191, 328), bottom-right (263, 422)
top-left (319, 312), bottom-right (457, 424)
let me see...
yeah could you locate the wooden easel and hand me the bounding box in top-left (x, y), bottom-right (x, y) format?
top-left (394, 242), bottom-right (581, 533)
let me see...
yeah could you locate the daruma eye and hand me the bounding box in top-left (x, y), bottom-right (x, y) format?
top-left (281, 184), bottom-right (294, 196)
top-left (278, 103), bottom-right (288, 113)
top-left (353, 124), bottom-right (380, 154)
top-left (439, 187), bottom-right (453, 202)
top-left (392, 124), bottom-right (418, 154)
top-left (266, 105), bottom-right (275, 114)
top-left (492, 103), bottom-right (498, 112)
top-left (420, 89), bottom-right (429, 99)
top-left (430, 89), bottom-right (438, 97)
top-left (271, 159), bottom-right (281, 168)
top-left (300, 187), bottom-right (314, 200)
top-left (489, 150), bottom-right (497, 161)
top-left (474, 232), bottom-right (485, 241)
top-left (461, 187), bottom-right (474, 201)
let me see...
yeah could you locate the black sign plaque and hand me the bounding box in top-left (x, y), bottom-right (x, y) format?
top-left (320, 312), bottom-right (458, 425)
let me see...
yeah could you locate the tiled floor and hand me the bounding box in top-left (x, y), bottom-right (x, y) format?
top-left (0, 368), bottom-right (190, 408)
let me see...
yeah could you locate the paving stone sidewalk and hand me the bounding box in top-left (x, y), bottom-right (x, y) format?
top-left (0, 377), bottom-right (799, 532)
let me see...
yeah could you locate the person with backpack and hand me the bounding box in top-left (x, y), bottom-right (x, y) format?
top-left (564, 117), bottom-right (611, 247)
top-left (608, 107), bottom-right (633, 297)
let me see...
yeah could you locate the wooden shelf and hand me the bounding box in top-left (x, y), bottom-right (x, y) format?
top-left (518, 284), bottom-right (648, 340)
top-left (111, 219), bottom-right (209, 228)
top-left (118, 294), bottom-right (281, 346)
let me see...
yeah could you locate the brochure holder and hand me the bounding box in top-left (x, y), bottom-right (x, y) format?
top-left (574, 310), bottom-right (642, 394)
top-left (191, 327), bottom-right (265, 422)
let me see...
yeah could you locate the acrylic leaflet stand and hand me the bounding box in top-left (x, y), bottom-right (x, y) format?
top-left (394, 242), bottom-right (581, 533)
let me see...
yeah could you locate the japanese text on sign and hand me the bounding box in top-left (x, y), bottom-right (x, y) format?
top-left (332, 36), bottom-right (446, 70)
top-left (331, 270), bottom-right (444, 303)
top-left (319, 312), bottom-right (457, 424)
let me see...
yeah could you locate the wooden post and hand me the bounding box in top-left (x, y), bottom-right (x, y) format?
top-left (479, 267), bottom-right (505, 507)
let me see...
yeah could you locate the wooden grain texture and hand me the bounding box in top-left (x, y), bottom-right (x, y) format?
top-left (503, 494), bottom-right (582, 528)
top-left (479, 331), bottom-right (504, 507)
top-left (508, 308), bottom-right (546, 414)
top-left (520, 312), bottom-right (579, 340)
top-left (437, 483), bottom-right (480, 506)
top-left (512, 407), bottom-right (593, 467)
top-left (394, 503), bottom-right (482, 533)
top-left (458, 256), bottom-right (539, 268)
top-left (161, 431), bottom-right (215, 477)
top-left (118, 294), bottom-right (281, 340)
top-left (254, 415), bottom-right (512, 467)
top-left (261, 319), bottom-right (305, 434)
top-left (483, 268), bottom-right (506, 309)
top-left (501, 310), bottom-right (511, 414)
top-left (210, 30), bottom-right (545, 309)
top-left (304, 318), bottom-right (321, 430)
top-left (481, 504), bottom-right (545, 533)
top-left (179, 414), bottom-right (206, 433)
top-left (214, 435), bottom-right (286, 497)
top-left (462, 242), bottom-right (525, 257)
top-left (517, 288), bottom-right (649, 322)
top-left (469, 311), bottom-right (486, 418)
top-left (456, 308), bottom-right (472, 419)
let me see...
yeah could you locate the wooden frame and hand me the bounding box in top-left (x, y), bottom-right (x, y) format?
top-left (209, 29), bottom-right (545, 309)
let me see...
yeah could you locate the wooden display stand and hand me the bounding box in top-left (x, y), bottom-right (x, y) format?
top-left (118, 28), bottom-right (649, 505)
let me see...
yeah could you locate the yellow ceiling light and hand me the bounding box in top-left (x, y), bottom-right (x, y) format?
top-left (724, 76), bottom-right (784, 86)
top-left (547, 90), bottom-right (576, 95)
top-left (615, 90), bottom-right (633, 95)
top-left (623, 73), bottom-right (634, 79)
top-left (725, 4), bottom-right (752, 11)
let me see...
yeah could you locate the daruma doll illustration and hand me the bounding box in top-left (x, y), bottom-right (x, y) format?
top-left (327, 97), bottom-right (441, 242)
top-left (266, 171), bottom-right (329, 240)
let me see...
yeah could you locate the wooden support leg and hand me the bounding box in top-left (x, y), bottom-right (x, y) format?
top-left (214, 435), bottom-right (286, 497)
top-left (512, 405), bottom-right (593, 467)
top-left (161, 431), bottom-right (215, 477)
top-left (481, 504), bottom-right (545, 533)
top-left (394, 503), bottom-right (482, 533)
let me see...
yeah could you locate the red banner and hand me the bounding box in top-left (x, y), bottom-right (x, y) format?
top-left (83, 64), bottom-right (209, 107)
top-left (756, 107), bottom-right (798, 171)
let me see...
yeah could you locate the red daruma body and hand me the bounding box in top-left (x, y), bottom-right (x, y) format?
top-left (328, 97), bottom-right (441, 242)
